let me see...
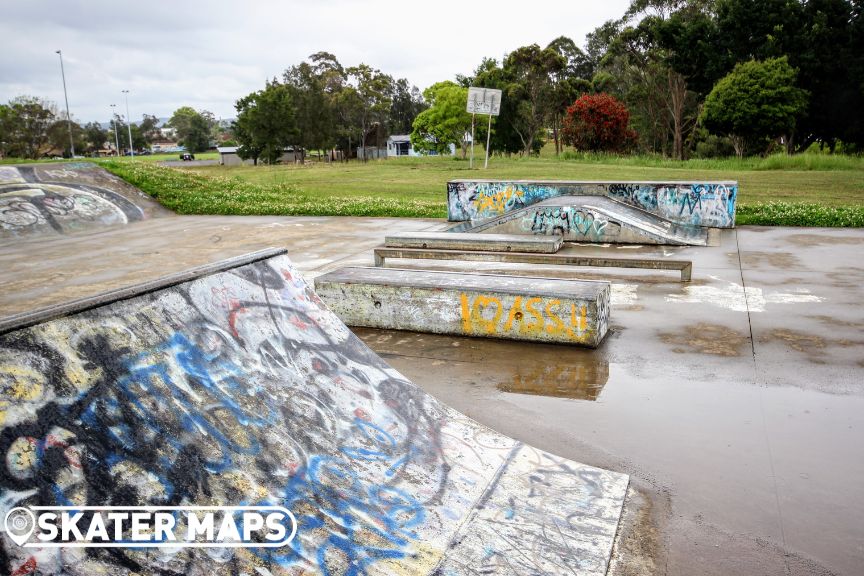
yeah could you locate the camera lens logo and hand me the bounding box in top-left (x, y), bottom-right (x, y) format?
top-left (5, 507), bottom-right (36, 547)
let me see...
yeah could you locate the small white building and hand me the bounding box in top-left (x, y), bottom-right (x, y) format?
top-left (218, 146), bottom-right (305, 166)
top-left (386, 135), bottom-right (456, 157)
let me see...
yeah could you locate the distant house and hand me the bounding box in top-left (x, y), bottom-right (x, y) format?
top-left (387, 135), bottom-right (413, 157)
top-left (217, 146), bottom-right (305, 166)
top-left (386, 135), bottom-right (455, 157)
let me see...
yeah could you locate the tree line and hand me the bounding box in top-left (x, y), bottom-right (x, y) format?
top-left (410, 0), bottom-right (863, 160)
top-left (2, 0), bottom-right (860, 161)
top-left (0, 96), bottom-right (161, 158)
top-left (235, 0), bottom-right (861, 162)
top-left (0, 96), bottom-right (222, 159)
top-left (231, 52), bottom-right (426, 164)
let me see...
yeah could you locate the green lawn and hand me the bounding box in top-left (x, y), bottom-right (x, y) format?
top-left (189, 153), bottom-right (864, 207)
top-left (92, 151), bottom-right (864, 226)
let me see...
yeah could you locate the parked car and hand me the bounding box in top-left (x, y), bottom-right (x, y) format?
top-left (180, 153), bottom-right (195, 161)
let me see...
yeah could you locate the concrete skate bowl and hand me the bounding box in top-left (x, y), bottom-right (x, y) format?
top-left (0, 248), bottom-right (628, 575)
top-left (0, 163), bottom-right (170, 241)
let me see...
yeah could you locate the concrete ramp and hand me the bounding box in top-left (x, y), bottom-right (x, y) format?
top-left (0, 162), bottom-right (170, 241)
top-left (447, 179), bottom-right (737, 228)
top-left (460, 196), bottom-right (710, 246)
top-left (0, 249), bottom-right (628, 575)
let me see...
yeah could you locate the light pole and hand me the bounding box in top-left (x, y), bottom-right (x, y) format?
top-left (110, 104), bottom-right (120, 157)
top-left (55, 50), bottom-right (75, 157)
top-left (122, 89), bottom-right (134, 157)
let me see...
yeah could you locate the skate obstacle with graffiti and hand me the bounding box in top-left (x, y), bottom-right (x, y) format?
top-left (0, 248), bottom-right (629, 575)
top-left (447, 179), bottom-right (737, 246)
top-left (0, 163), bottom-right (170, 240)
top-left (316, 267), bottom-right (611, 347)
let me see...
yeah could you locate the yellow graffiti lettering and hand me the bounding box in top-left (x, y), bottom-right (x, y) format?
top-left (471, 295), bottom-right (504, 334)
top-left (475, 188), bottom-right (525, 215)
top-left (544, 300), bottom-right (566, 335)
top-left (568, 304), bottom-right (588, 336)
top-left (523, 298), bottom-right (544, 334)
top-left (503, 296), bottom-right (524, 331)
top-left (458, 293), bottom-right (590, 342)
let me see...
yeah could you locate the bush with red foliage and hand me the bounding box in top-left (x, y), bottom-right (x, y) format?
top-left (562, 93), bottom-right (637, 153)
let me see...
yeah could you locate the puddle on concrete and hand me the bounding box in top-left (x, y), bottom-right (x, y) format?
top-left (355, 325), bottom-right (864, 575)
top-left (355, 327), bottom-right (609, 401)
top-left (497, 354), bottom-right (609, 400)
top-left (657, 323), bottom-right (749, 356)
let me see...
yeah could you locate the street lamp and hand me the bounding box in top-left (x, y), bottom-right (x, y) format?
top-left (55, 50), bottom-right (75, 157)
top-left (110, 104), bottom-right (120, 157)
top-left (122, 89), bottom-right (134, 158)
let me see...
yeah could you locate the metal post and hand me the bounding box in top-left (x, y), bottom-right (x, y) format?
top-left (122, 90), bottom-right (134, 157)
top-left (110, 104), bottom-right (120, 157)
top-left (470, 112), bottom-right (475, 169)
top-left (55, 50), bottom-right (75, 157)
top-left (484, 111), bottom-right (493, 169)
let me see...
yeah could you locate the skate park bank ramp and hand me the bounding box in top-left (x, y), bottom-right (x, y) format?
top-left (0, 248), bottom-right (628, 575)
top-left (0, 162), bottom-right (171, 241)
top-left (447, 179), bottom-right (736, 246)
top-left (460, 196), bottom-right (711, 245)
top-left (448, 180), bottom-right (738, 227)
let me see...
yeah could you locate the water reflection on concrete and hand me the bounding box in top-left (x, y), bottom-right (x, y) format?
top-left (498, 353), bottom-right (609, 400)
top-left (355, 327), bottom-right (609, 401)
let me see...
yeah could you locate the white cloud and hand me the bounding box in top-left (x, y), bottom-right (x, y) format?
top-left (0, 0), bottom-right (630, 122)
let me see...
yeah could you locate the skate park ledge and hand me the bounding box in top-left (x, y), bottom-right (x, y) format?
top-left (314, 267), bottom-right (611, 347)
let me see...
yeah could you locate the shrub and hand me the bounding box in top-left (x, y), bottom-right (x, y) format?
top-left (737, 202), bottom-right (864, 227)
top-left (561, 93), bottom-right (637, 153)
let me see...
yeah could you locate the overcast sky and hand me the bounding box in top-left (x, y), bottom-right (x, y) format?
top-left (0, 0), bottom-right (631, 124)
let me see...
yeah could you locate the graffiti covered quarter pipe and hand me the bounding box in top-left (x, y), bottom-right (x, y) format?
top-left (0, 248), bottom-right (628, 575)
top-left (0, 163), bottom-right (170, 240)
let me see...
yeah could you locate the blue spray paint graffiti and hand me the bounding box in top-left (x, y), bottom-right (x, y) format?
top-left (448, 180), bottom-right (738, 228)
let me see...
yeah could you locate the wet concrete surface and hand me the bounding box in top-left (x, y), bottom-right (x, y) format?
top-left (1, 216), bottom-right (862, 575)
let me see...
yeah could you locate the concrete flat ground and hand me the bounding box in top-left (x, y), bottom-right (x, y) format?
top-left (2, 215), bottom-right (862, 576)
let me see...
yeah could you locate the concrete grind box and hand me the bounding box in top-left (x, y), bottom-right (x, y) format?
top-left (315, 268), bottom-right (611, 347)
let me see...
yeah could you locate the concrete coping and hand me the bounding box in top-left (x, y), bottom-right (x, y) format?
top-left (315, 267), bottom-right (610, 300)
top-left (385, 232), bottom-right (563, 253)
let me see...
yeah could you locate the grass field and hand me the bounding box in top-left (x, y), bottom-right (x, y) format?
top-left (188, 153), bottom-right (864, 207)
top-left (96, 152), bottom-right (864, 226)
